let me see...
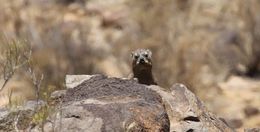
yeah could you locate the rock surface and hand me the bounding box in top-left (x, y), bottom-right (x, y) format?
top-left (47, 74), bottom-right (232, 132)
top-left (46, 74), bottom-right (170, 132)
top-left (1, 74), bottom-right (236, 132)
top-left (149, 84), bottom-right (234, 132)
top-left (0, 100), bottom-right (45, 131)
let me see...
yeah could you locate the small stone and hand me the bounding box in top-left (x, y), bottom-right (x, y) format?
top-left (225, 118), bottom-right (243, 129)
top-left (244, 106), bottom-right (259, 117)
top-left (244, 128), bottom-right (260, 132)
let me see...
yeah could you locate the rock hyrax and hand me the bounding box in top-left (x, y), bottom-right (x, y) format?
top-left (131, 49), bottom-right (157, 85)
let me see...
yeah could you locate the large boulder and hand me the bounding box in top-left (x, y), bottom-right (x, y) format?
top-left (45, 75), bottom-right (170, 132)
top-left (40, 74), bottom-right (170, 131)
top-left (45, 74), bottom-right (232, 132)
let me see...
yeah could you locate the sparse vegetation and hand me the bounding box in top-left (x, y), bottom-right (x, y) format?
top-left (0, 37), bottom-right (59, 131)
top-left (0, 37), bottom-right (30, 91)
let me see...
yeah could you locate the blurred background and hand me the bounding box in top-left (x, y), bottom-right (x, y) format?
top-left (0, 0), bottom-right (260, 130)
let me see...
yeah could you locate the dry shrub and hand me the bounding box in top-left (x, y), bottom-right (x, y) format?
top-left (114, 0), bottom-right (211, 91)
top-left (115, 0), bottom-right (260, 94)
top-left (0, 37), bottom-right (35, 106)
top-left (239, 0), bottom-right (260, 76)
top-left (0, 0), bottom-right (125, 106)
top-left (0, 0), bottom-right (98, 89)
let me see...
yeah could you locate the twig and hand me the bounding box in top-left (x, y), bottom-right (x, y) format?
top-left (13, 111), bottom-right (21, 132)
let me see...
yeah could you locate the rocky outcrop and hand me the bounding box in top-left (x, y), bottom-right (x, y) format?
top-left (47, 74), bottom-right (232, 132)
top-left (1, 74), bottom-right (235, 131)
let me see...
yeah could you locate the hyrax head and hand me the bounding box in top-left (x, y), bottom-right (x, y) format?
top-left (131, 49), bottom-right (152, 67)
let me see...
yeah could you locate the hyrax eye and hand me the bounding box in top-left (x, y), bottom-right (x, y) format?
top-left (134, 55), bottom-right (139, 59)
top-left (144, 54), bottom-right (148, 58)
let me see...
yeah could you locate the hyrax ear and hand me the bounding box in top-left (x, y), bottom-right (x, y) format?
top-left (130, 52), bottom-right (134, 58)
top-left (147, 49), bottom-right (152, 57)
